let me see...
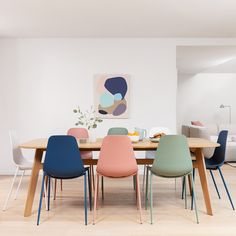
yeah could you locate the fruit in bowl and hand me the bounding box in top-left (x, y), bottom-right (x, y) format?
top-left (128, 131), bottom-right (140, 143)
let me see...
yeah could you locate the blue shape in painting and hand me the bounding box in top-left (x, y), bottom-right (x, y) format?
top-left (114, 93), bottom-right (123, 101)
top-left (100, 92), bottom-right (114, 108)
top-left (104, 77), bottom-right (127, 99)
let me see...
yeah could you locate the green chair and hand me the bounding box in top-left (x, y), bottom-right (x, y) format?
top-left (147, 135), bottom-right (199, 224)
top-left (101, 127), bottom-right (129, 199)
top-left (107, 127), bottom-right (128, 135)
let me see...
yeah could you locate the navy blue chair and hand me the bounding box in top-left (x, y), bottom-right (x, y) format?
top-left (37, 135), bottom-right (92, 225)
top-left (191, 130), bottom-right (234, 210)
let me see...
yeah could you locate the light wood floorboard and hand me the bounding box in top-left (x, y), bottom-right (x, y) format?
top-left (1, 165), bottom-right (236, 236)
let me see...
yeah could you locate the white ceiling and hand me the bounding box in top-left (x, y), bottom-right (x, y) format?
top-left (177, 46), bottom-right (236, 74)
top-left (1, 0), bottom-right (236, 38)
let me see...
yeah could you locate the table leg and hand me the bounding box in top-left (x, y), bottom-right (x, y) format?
top-left (24, 149), bottom-right (43, 217)
top-left (194, 148), bottom-right (213, 216)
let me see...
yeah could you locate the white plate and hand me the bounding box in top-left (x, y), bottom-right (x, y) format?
top-left (149, 137), bottom-right (160, 143)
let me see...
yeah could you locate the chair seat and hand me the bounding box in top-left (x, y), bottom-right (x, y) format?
top-left (152, 170), bottom-right (192, 178)
top-left (18, 161), bottom-right (33, 170)
top-left (205, 158), bottom-right (224, 170)
top-left (97, 166), bottom-right (137, 178)
top-left (46, 169), bottom-right (87, 179)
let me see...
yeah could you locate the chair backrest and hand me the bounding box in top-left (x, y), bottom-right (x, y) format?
top-left (96, 135), bottom-right (138, 177)
top-left (44, 135), bottom-right (85, 179)
top-left (9, 130), bottom-right (25, 166)
top-left (149, 127), bottom-right (172, 137)
top-left (151, 135), bottom-right (192, 177)
top-left (107, 127), bottom-right (128, 135)
top-left (209, 130), bottom-right (228, 165)
top-left (67, 128), bottom-right (89, 138)
top-left (67, 128), bottom-right (92, 159)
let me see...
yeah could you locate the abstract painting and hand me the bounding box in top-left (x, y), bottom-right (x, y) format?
top-left (94, 74), bottom-right (130, 118)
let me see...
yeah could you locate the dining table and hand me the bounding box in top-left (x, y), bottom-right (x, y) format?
top-left (19, 137), bottom-right (219, 217)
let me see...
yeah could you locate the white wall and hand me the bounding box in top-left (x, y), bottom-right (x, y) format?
top-left (0, 38), bottom-right (177, 174)
top-left (1, 38), bottom-right (236, 174)
top-left (177, 73), bottom-right (236, 132)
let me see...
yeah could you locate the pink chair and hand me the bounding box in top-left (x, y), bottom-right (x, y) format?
top-left (54, 128), bottom-right (94, 199)
top-left (93, 135), bottom-right (142, 224)
top-left (67, 128), bottom-right (93, 160)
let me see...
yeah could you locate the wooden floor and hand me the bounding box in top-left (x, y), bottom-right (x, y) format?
top-left (1, 165), bottom-right (236, 236)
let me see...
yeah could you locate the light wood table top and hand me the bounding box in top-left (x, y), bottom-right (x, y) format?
top-left (20, 137), bottom-right (220, 150)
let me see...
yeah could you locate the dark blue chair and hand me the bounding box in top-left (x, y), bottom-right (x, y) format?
top-left (191, 130), bottom-right (234, 210)
top-left (37, 135), bottom-right (92, 225)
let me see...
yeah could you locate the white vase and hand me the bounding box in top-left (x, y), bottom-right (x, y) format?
top-left (89, 129), bottom-right (96, 142)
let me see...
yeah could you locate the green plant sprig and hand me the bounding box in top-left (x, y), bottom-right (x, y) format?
top-left (73, 106), bottom-right (103, 130)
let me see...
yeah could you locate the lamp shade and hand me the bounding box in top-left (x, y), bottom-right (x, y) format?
top-left (220, 104), bottom-right (225, 108)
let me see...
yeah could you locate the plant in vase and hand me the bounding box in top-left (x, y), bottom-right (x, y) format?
top-left (73, 106), bottom-right (103, 142)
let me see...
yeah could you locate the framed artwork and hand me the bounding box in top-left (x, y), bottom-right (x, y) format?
top-left (94, 74), bottom-right (130, 119)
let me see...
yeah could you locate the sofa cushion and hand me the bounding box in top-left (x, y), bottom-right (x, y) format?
top-left (191, 121), bottom-right (204, 126)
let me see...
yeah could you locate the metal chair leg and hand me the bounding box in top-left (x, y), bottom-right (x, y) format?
top-left (37, 172), bottom-right (46, 225)
top-left (133, 175), bottom-right (136, 191)
top-left (145, 166), bottom-right (149, 210)
top-left (149, 172), bottom-right (153, 224)
top-left (44, 181), bottom-right (48, 211)
top-left (218, 167), bottom-right (235, 210)
top-left (3, 167), bottom-right (19, 211)
top-left (53, 179), bottom-right (57, 200)
top-left (60, 179), bottom-right (63, 191)
top-left (190, 173), bottom-right (199, 224)
top-left (14, 170), bottom-right (25, 200)
top-left (90, 165), bottom-right (95, 190)
top-left (142, 165), bottom-right (146, 192)
top-left (181, 176), bottom-right (185, 200)
top-left (47, 176), bottom-right (51, 211)
top-left (191, 168), bottom-right (195, 210)
top-left (84, 172), bottom-right (88, 225)
top-left (209, 170), bottom-right (221, 199)
top-left (136, 173), bottom-right (143, 224)
top-left (101, 176), bottom-right (104, 200)
top-left (93, 174), bottom-right (99, 224)
top-left (87, 168), bottom-right (92, 211)
top-left (184, 176), bottom-right (187, 209)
